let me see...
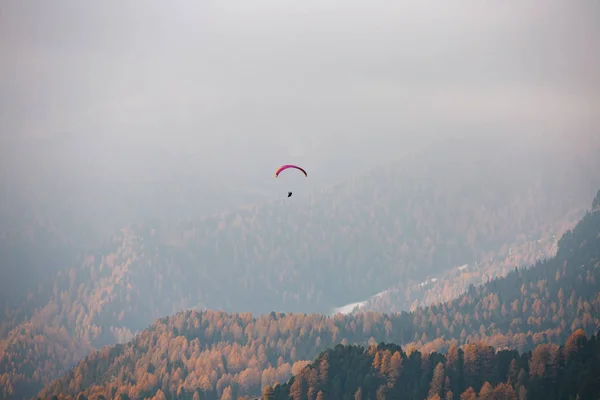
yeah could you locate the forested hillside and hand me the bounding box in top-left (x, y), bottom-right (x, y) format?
top-left (34, 191), bottom-right (600, 400)
top-left (2, 144), bottom-right (597, 400)
top-left (338, 204), bottom-right (581, 314)
top-left (269, 329), bottom-right (600, 400)
top-left (0, 175), bottom-right (267, 319)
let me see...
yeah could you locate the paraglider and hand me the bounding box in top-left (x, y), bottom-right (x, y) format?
top-left (274, 164), bottom-right (307, 197)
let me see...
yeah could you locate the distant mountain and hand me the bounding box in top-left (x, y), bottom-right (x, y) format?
top-left (269, 329), bottom-right (600, 400)
top-left (0, 173), bottom-right (271, 316)
top-left (46, 138), bottom-right (600, 318)
top-left (34, 190), bottom-right (600, 400)
top-left (333, 204), bottom-right (582, 315)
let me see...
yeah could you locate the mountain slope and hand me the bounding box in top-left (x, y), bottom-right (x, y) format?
top-left (334, 203), bottom-right (581, 315)
top-left (4, 143), bottom-right (599, 400)
top-left (27, 138), bottom-right (600, 318)
top-left (270, 329), bottom-right (600, 400)
top-left (0, 174), bottom-right (270, 317)
top-left (35, 190), bottom-right (600, 400)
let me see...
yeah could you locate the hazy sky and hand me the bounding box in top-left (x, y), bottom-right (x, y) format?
top-left (1, 0), bottom-right (599, 192)
top-left (0, 0), bottom-right (599, 310)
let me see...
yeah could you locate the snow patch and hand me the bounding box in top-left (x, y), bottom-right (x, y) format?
top-left (331, 290), bottom-right (389, 315)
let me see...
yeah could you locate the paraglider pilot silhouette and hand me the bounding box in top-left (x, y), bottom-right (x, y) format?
top-left (274, 164), bottom-right (307, 198)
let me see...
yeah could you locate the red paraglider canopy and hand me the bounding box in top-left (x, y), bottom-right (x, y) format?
top-left (274, 164), bottom-right (307, 178)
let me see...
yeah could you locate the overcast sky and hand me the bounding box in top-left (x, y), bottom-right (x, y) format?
top-left (1, 0), bottom-right (599, 192)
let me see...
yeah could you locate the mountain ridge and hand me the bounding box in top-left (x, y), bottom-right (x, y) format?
top-left (2, 141), bottom-right (599, 399)
top-left (268, 329), bottom-right (600, 400)
top-left (34, 190), bottom-right (600, 400)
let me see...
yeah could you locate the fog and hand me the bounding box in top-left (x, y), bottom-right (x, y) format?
top-left (1, 0), bottom-right (599, 222)
top-left (2, 3), bottom-right (600, 393)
